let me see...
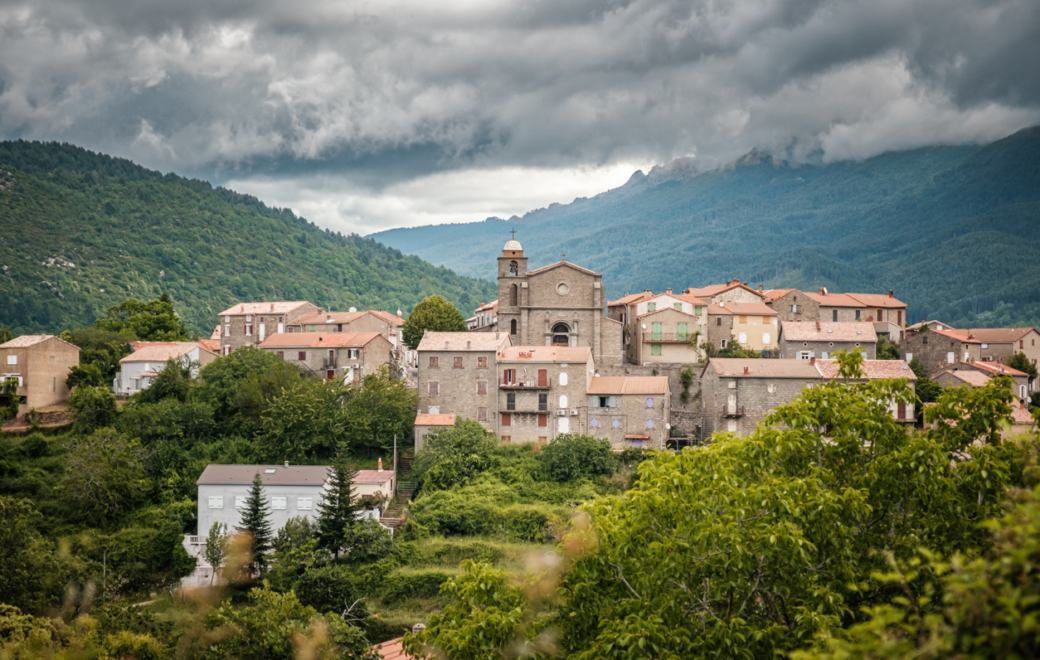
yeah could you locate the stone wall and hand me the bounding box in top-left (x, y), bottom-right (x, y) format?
top-left (417, 349), bottom-right (499, 431)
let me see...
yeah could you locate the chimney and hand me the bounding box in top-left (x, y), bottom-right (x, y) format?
top-left (444, 341), bottom-right (449, 350)
top-left (743, 281), bottom-right (748, 287)
top-left (743, 366), bottom-right (749, 375)
top-left (378, 458), bottom-right (383, 472)
top-left (412, 623), bottom-right (426, 635)
top-left (495, 332), bottom-right (500, 339)
top-left (889, 290), bottom-right (893, 298)
top-left (644, 289), bottom-right (652, 295)
top-left (726, 280), bottom-right (731, 286)
top-left (810, 357), bottom-right (816, 365)
top-left (665, 288), bottom-right (672, 295)
top-left (270, 303), bottom-right (274, 312)
top-left (284, 461), bottom-right (289, 467)
top-left (820, 287), bottom-right (826, 295)
top-left (816, 320), bottom-right (821, 331)
top-left (466, 340), bottom-right (471, 350)
top-left (758, 285), bottom-right (763, 292)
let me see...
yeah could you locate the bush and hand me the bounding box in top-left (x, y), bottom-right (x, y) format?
top-left (293, 564), bottom-right (368, 615)
top-left (395, 538), bottom-right (507, 567)
top-left (68, 386), bottom-right (118, 433)
top-left (540, 434), bottom-right (617, 482)
top-left (405, 491), bottom-right (558, 542)
top-left (380, 569), bottom-right (454, 604)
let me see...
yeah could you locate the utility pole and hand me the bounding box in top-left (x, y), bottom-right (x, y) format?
top-left (393, 434), bottom-right (398, 498)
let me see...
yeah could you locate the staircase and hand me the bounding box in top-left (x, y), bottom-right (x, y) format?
top-left (379, 457), bottom-right (416, 531)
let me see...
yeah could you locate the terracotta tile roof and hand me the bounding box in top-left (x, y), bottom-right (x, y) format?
top-left (943, 370), bottom-right (992, 387)
top-left (294, 311), bottom-right (367, 325)
top-left (526, 260), bottom-right (600, 277)
top-left (373, 637), bottom-right (419, 660)
top-left (0, 334), bottom-right (56, 348)
top-left (609, 292), bottom-right (653, 306)
top-left (684, 282), bottom-right (765, 299)
top-left (353, 469), bottom-right (394, 485)
top-left (960, 327), bottom-right (1038, 343)
top-left (475, 300), bottom-right (499, 312)
top-left (418, 332), bottom-right (511, 352)
top-left (929, 327), bottom-right (982, 344)
top-left (198, 339), bottom-right (222, 353)
top-left (637, 307), bottom-right (701, 320)
top-left (803, 291), bottom-right (866, 308)
top-left (121, 341), bottom-right (213, 363)
top-left (587, 376), bottom-right (669, 395)
top-left (1011, 404), bottom-right (1035, 425)
top-left (762, 288), bottom-right (795, 303)
top-left (781, 321), bottom-right (877, 342)
top-left (498, 346), bottom-right (592, 362)
top-left (707, 358), bottom-right (822, 379)
top-left (707, 302), bottom-right (778, 316)
top-left (210, 326), bottom-right (221, 340)
top-left (815, 359), bottom-right (917, 380)
top-left (219, 301), bottom-right (315, 316)
top-left (846, 292), bottom-right (908, 309)
top-left (906, 320), bottom-right (949, 332)
top-left (415, 413), bottom-right (456, 426)
top-left (974, 361), bottom-right (1028, 377)
top-left (196, 464), bottom-right (330, 486)
top-left (369, 310), bottom-right (406, 326)
top-left (257, 332), bottom-right (386, 348)
top-left (673, 294), bottom-right (710, 306)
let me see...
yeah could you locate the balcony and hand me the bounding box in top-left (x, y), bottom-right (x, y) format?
top-left (722, 406), bottom-right (745, 418)
top-left (500, 378), bottom-right (552, 389)
top-left (642, 332), bottom-right (693, 344)
top-left (322, 356), bottom-right (338, 369)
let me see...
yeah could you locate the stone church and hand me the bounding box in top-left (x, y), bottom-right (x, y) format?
top-left (491, 238), bottom-right (623, 365)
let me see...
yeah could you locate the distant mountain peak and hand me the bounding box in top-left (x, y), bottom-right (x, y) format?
top-left (726, 149), bottom-right (790, 170)
top-left (646, 156), bottom-right (699, 181)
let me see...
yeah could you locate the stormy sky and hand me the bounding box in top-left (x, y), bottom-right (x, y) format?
top-left (2, 0), bottom-right (1038, 234)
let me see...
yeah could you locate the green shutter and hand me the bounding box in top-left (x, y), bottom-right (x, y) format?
top-left (647, 302), bottom-right (656, 312)
top-left (651, 322), bottom-right (662, 341)
top-left (677, 323), bottom-right (688, 341)
top-left (651, 344), bottom-right (662, 356)
top-left (695, 306), bottom-right (703, 315)
top-left (674, 303), bottom-right (682, 310)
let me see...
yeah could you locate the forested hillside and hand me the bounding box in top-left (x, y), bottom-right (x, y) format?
top-left (0, 142), bottom-right (495, 335)
top-left (373, 126), bottom-right (1040, 327)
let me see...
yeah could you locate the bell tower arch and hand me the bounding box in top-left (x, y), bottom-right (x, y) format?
top-left (498, 234), bottom-right (527, 342)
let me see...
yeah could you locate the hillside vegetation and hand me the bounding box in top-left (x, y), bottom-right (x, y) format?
top-left (0, 141), bottom-right (495, 336)
top-left (373, 126), bottom-right (1040, 327)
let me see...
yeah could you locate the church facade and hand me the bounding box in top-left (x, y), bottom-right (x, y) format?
top-left (491, 239), bottom-right (623, 365)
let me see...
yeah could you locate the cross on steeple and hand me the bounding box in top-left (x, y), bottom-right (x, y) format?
top-left (510, 228), bottom-right (518, 240)
top-left (561, 253), bottom-right (566, 261)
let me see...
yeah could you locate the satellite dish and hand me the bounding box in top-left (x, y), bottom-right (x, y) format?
top-left (349, 306), bottom-right (357, 313)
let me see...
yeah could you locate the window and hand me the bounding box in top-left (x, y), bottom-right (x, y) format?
top-left (271, 497), bottom-right (287, 510)
top-left (245, 324), bottom-right (253, 336)
top-left (647, 419), bottom-right (655, 429)
top-left (855, 310), bottom-right (861, 320)
top-left (646, 397), bottom-right (654, 408)
top-left (208, 496), bottom-right (224, 508)
top-left (905, 353), bottom-right (913, 362)
top-left (559, 372), bottom-right (569, 386)
top-left (298, 351), bottom-right (307, 361)
top-left (509, 260), bottom-right (518, 276)
top-left (504, 368), bottom-right (516, 384)
top-left (832, 310), bottom-right (838, 322)
top-left (677, 323), bottom-right (688, 341)
top-left (429, 356), bottom-right (439, 368)
top-left (537, 369), bottom-right (548, 387)
top-left (695, 306), bottom-right (703, 315)
top-left (5, 355), bottom-right (15, 365)
top-left (558, 417), bottom-right (570, 433)
top-left (429, 406), bottom-right (439, 414)
top-left (429, 381), bottom-right (439, 395)
top-left (224, 324), bottom-right (230, 336)
top-left (651, 345), bottom-right (662, 355)
top-left (739, 315), bottom-right (747, 324)
top-left (821, 351), bottom-right (829, 359)
top-left (298, 498), bottom-right (313, 510)
top-left (539, 436), bottom-right (547, 444)
top-left (479, 407), bottom-right (489, 422)
top-left (501, 435), bottom-right (511, 443)
top-left (245, 315), bottom-right (252, 322)
top-left (278, 351), bottom-right (284, 360)
top-left (454, 357), bottom-right (463, 368)
top-left (477, 380), bottom-right (487, 395)
top-left (647, 302), bottom-right (656, 312)
top-left (1021, 340), bottom-right (1025, 349)
top-left (982, 343), bottom-right (988, 349)
top-left (506, 392), bottom-right (516, 410)
top-left (716, 317), bottom-right (722, 326)
top-left (477, 356), bottom-right (488, 368)
top-left (350, 348), bottom-right (359, 359)
top-left (277, 323), bottom-right (284, 333)
top-left (559, 394), bottom-right (568, 408)
top-left (923, 336), bottom-right (928, 345)
top-left (947, 352), bottom-right (955, 363)
top-left (510, 319), bottom-right (518, 334)
top-left (538, 393), bottom-right (548, 411)
top-left (236, 496), bottom-right (247, 508)
top-left (501, 412), bottom-right (510, 426)
top-left (762, 333), bottom-right (771, 345)
top-left (674, 303), bottom-right (682, 310)
top-left (721, 339), bottom-right (728, 348)
top-left (599, 396), bottom-right (616, 408)
top-left (224, 315), bottom-right (230, 323)
top-left (258, 323), bottom-right (265, 341)
top-left (651, 322), bottom-right (662, 340)
top-left (612, 418), bottom-right (620, 429)
top-left (738, 332), bottom-right (747, 344)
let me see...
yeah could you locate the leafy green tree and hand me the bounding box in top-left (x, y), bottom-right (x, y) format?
top-left (204, 522), bottom-right (231, 584)
top-left (411, 419), bottom-right (500, 492)
top-left (93, 293), bottom-right (190, 341)
top-left (132, 357), bottom-right (193, 404)
top-left (256, 377), bottom-right (348, 463)
top-left (316, 460), bottom-right (364, 559)
top-left (0, 379), bottom-right (18, 422)
top-left (0, 326), bottom-right (13, 344)
top-left (402, 295), bottom-right (468, 350)
top-left (61, 327), bottom-right (136, 383)
top-left (341, 518), bottom-right (394, 564)
top-left (241, 472), bottom-right (274, 574)
top-left (197, 346), bottom-right (297, 437)
top-left (540, 435), bottom-right (617, 482)
top-left (62, 428), bottom-right (150, 524)
top-left (68, 384), bottom-right (119, 433)
top-left (66, 361), bottom-right (106, 388)
top-left (0, 497), bottom-right (60, 614)
top-left (876, 335), bottom-right (901, 360)
top-left (1008, 351), bottom-right (1038, 382)
top-left (342, 367), bottom-right (418, 456)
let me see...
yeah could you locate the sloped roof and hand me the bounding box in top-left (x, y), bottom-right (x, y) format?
top-left (707, 358), bottom-right (822, 379)
top-left (294, 311), bottom-right (367, 325)
top-left (684, 282), bottom-right (765, 299)
top-left (960, 328), bottom-right (1038, 343)
top-left (354, 469), bottom-right (394, 485)
top-left (942, 370), bottom-right (993, 387)
top-left (0, 335), bottom-right (60, 348)
top-left (707, 302), bottom-right (778, 316)
top-left (906, 320), bottom-right (950, 332)
top-left (847, 292), bottom-right (908, 309)
top-left (498, 346), bottom-right (592, 363)
top-left (929, 327), bottom-right (982, 344)
top-left (219, 301), bottom-right (315, 316)
top-left (475, 300), bottom-right (499, 312)
top-left (762, 288), bottom-right (796, 303)
top-left (257, 332), bottom-right (386, 348)
top-left (417, 332), bottom-right (511, 352)
top-left (526, 260), bottom-right (600, 277)
top-left (415, 413), bottom-right (456, 426)
top-left (781, 321), bottom-right (877, 342)
top-left (1011, 404), bottom-right (1035, 425)
top-left (197, 464), bottom-right (330, 486)
top-left (673, 294), bottom-right (710, 306)
top-left (368, 310), bottom-right (406, 326)
top-left (587, 376), bottom-right (669, 395)
top-left (372, 637), bottom-right (418, 660)
top-left (608, 292), bottom-right (653, 306)
top-left (122, 341), bottom-right (212, 363)
top-left (637, 306), bottom-right (701, 320)
top-left (815, 359), bottom-right (917, 380)
top-left (199, 338), bottom-right (221, 353)
top-left (210, 326), bottom-right (221, 340)
top-left (803, 291), bottom-right (866, 308)
top-left (974, 361), bottom-right (1028, 377)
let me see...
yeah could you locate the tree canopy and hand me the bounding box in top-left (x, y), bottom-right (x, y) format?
top-left (402, 295), bottom-right (468, 350)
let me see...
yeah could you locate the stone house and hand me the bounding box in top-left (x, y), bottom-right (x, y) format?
top-left (413, 413), bottom-right (457, 451)
top-left (496, 346), bottom-right (597, 444)
top-left (0, 335), bottom-right (80, 414)
top-left (960, 327), bottom-right (1040, 369)
top-left (633, 307), bottom-right (706, 364)
top-left (683, 281), bottom-right (766, 304)
top-left (114, 341), bottom-right (218, 394)
top-left (803, 290), bottom-right (868, 323)
top-left (705, 302), bottom-right (779, 353)
top-left (416, 331), bottom-right (512, 432)
top-left (814, 359), bottom-right (917, 424)
top-left (586, 376), bottom-right (671, 450)
top-left (288, 309), bottom-right (409, 370)
top-left (902, 324), bottom-right (983, 373)
top-left (218, 301), bottom-right (320, 355)
top-left (778, 321), bottom-right (878, 360)
top-left (700, 358), bottom-right (823, 438)
top-left (847, 292), bottom-right (908, 341)
top-left (258, 332), bottom-right (393, 383)
top-left (353, 467), bottom-right (396, 503)
top-left (765, 289), bottom-right (820, 326)
top-left (933, 369), bottom-right (994, 391)
top-left (933, 361), bottom-right (1031, 399)
top-left (494, 238), bottom-right (623, 365)
top-left (467, 301), bottom-right (499, 332)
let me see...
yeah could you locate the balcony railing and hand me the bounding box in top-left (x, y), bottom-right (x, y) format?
top-left (642, 332), bottom-right (693, 343)
top-left (322, 357), bottom-right (338, 368)
top-left (722, 406), bottom-right (745, 418)
top-left (500, 379), bottom-right (552, 389)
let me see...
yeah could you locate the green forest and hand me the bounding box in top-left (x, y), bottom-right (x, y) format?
top-left (0, 140), bottom-right (495, 336)
top-left (375, 125), bottom-right (1040, 328)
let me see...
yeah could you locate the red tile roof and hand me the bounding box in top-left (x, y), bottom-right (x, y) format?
top-left (846, 292), bottom-right (908, 309)
top-left (294, 311), bottom-right (367, 325)
top-left (636, 307), bottom-right (701, 320)
top-left (707, 302), bottom-right (778, 316)
top-left (673, 294), bottom-right (710, 306)
top-left (781, 321), bottom-right (877, 342)
top-left (0, 334), bottom-right (59, 348)
top-left (928, 327), bottom-right (982, 344)
top-left (257, 332), bottom-right (386, 348)
top-left (803, 291), bottom-right (866, 308)
top-left (1011, 403), bottom-right (1035, 425)
top-left (475, 300), bottom-right (499, 312)
top-left (960, 327), bottom-right (1038, 343)
top-left (219, 301), bottom-right (315, 316)
top-left (417, 332), bottom-right (511, 352)
top-left (369, 310), bottom-right (406, 326)
top-left (122, 342), bottom-right (214, 363)
top-left (684, 282), bottom-right (765, 299)
top-left (415, 413), bottom-right (456, 426)
top-left (587, 376), bottom-right (669, 395)
top-left (354, 469), bottom-right (394, 485)
top-left (762, 288), bottom-right (795, 303)
top-left (943, 370), bottom-right (992, 387)
top-left (373, 637), bottom-right (418, 660)
top-left (706, 358), bottom-right (822, 379)
top-left (815, 359), bottom-right (917, 380)
top-left (199, 338), bottom-right (221, 353)
top-left (609, 292), bottom-right (653, 306)
top-left (974, 361), bottom-right (1028, 377)
top-left (498, 346), bottom-right (592, 363)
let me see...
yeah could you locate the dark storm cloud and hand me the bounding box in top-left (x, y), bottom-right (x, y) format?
top-left (1, 0), bottom-right (1037, 186)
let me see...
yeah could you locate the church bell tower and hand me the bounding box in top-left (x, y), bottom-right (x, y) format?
top-left (497, 235), bottom-right (527, 340)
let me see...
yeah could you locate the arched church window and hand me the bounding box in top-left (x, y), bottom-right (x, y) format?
top-left (510, 319), bottom-right (518, 335)
top-left (552, 323), bottom-right (570, 346)
top-left (509, 260), bottom-right (518, 276)
top-left (510, 283), bottom-right (518, 306)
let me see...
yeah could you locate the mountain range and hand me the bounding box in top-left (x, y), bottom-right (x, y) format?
top-left (0, 142), bottom-right (495, 336)
top-left (372, 126), bottom-right (1040, 328)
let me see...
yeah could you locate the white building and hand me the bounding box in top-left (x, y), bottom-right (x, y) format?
top-left (113, 341), bottom-right (218, 394)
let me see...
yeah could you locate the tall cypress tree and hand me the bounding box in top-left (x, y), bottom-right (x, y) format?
top-left (316, 459), bottom-right (363, 559)
top-left (240, 471), bottom-right (273, 574)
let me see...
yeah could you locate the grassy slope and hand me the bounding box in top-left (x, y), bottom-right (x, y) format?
top-left (0, 141), bottom-right (495, 335)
